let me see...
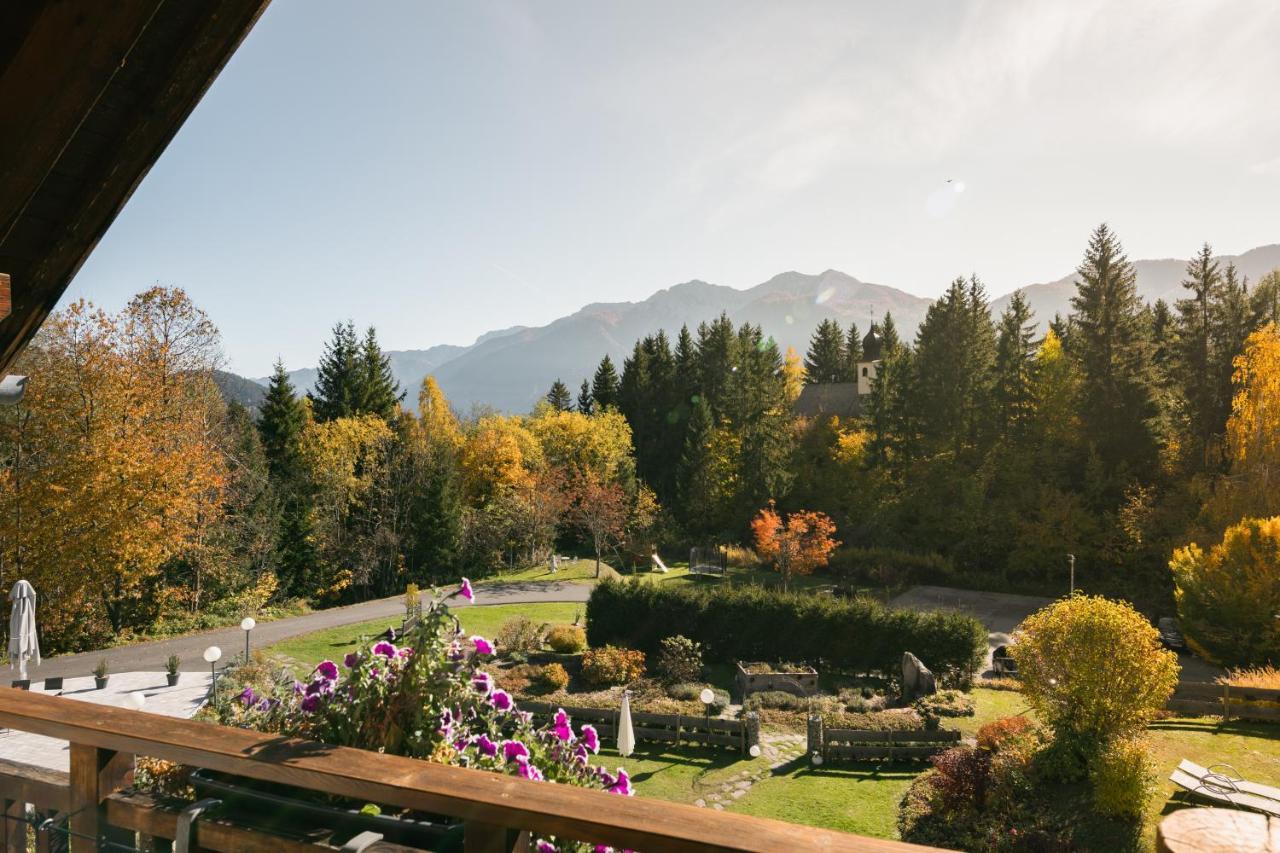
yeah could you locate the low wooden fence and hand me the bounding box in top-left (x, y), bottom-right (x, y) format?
top-left (807, 715), bottom-right (961, 762)
top-left (521, 701), bottom-right (761, 755)
top-left (1166, 682), bottom-right (1280, 722)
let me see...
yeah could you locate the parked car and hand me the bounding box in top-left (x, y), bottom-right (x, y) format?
top-left (992, 644), bottom-right (1018, 676)
top-left (1158, 616), bottom-right (1186, 652)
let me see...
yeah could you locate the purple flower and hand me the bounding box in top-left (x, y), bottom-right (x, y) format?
top-left (536, 842), bottom-right (558, 853)
top-left (300, 694), bottom-right (321, 713)
top-left (490, 689), bottom-right (513, 712)
top-left (475, 734), bottom-right (498, 757)
top-left (372, 641), bottom-right (397, 658)
top-left (518, 761), bottom-right (544, 781)
top-left (552, 708), bottom-right (575, 743)
top-left (343, 652), bottom-right (359, 668)
top-left (580, 724), bottom-right (599, 754)
top-left (606, 768), bottom-right (633, 796)
top-left (471, 635), bottom-right (494, 656)
top-left (458, 578), bottom-right (474, 602)
top-left (397, 647), bottom-right (414, 659)
top-left (238, 686), bottom-right (257, 706)
top-left (472, 671), bottom-right (493, 695)
top-left (447, 640), bottom-right (463, 661)
top-left (502, 740), bottom-right (530, 763)
top-left (574, 744), bottom-right (589, 764)
top-left (439, 708), bottom-right (456, 736)
top-left (316, 660), bottom-right (339, 681)
top-left (292, 680), bottom-right (304, 695)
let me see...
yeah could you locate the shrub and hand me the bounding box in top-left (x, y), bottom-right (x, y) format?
top-left (723, 544), bottom-right (761, 569)
top-left (1012, 595), bottom-right (1179, 766)
top-left (976, 716), bottom-right (1033, 753)
top-left (1171, 516), bottom-right (1280, 667)
top-left (1091, 737), bottom-right (1155, 818)
top-left (537, 662), bottom-right (570, 692)
top-left (545, 624), bottom-right (587, 654)
top-left (927, 746), bottom-right (991, 811)
top-left (666, 682), bottom-right (730, 713)
top-left (586, 578), bottom-right (987, 681)
top-left (745, 690), bottom-right (807, 711)
top-left (496, 616), bottom-right (544, 655)
top-left (828, 546), bottom-right (955, 588)
top-left (655, 635), bottom-right (703, 683)
top-left (1221, 664), bottom-right (1280, 689)
top-left (581, 646), bottom-right (645, 686)
top-left (915, 689), bottom-right (974, 718)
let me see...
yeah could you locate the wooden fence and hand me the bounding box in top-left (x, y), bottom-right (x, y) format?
top-left (1166, 682), bottom-right (1280, 722)
top-left (807, 715), bottom-right (961, 762)
top-left (0, 688), bottom-right (924, 852)
top-left (521, 701), bottom-right (761, 754)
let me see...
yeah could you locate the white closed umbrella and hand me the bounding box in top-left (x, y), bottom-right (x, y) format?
top-left (8, 580), bottom-right (40, 680)
top-left (617, 690), bottom-right (635, 757)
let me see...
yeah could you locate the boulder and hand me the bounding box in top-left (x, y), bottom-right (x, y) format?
top-left (901, 651), bottom-right (938, 701)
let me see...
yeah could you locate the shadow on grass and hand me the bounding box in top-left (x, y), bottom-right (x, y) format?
top-left (1149, 718), bottom-right (1280, 739)
top-left (781, 760), bottom-right (921, 783)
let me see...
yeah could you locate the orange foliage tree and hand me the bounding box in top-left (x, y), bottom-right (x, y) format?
top-left (750, 502), bottom-right (840, 590)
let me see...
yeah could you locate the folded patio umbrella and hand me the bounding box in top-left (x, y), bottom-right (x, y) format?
top-left (8, 580), bottom-right (40, 680)
top-left (617, 691), bottom-right (635, 757)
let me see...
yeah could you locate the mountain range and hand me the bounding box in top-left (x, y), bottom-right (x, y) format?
top-left (238, 244), bottom-right (1280, 414)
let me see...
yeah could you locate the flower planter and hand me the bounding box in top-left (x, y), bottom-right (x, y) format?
top-left (190, 769), bottom-right (461, 849)
top-left (94, 676), bottom-right (109, 690)
top-left (166, 672), bottom-right (180, 687)
top-left (735, 661), bottom-right (818, 698)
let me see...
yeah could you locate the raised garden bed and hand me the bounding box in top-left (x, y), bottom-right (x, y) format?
top-left (735, 661), bottom-right (819, 698)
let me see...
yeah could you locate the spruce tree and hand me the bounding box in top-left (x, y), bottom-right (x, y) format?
top-left (257, 360), bottom-right (307, 479)
top-left (880, 312), bottom-right (901, 354)
top-left (695, 314), bottom-right (737, 415)
top-left (591, 355), bottom-right (621, 409)
top-left (1253, 270), bottom-right (1280, 327)
top-left (1149, 299), bottom-right (1176, 391)
top-left (546, 379), bottom-right (573, 411)
top-left (1069, 223), bottom-right (1159, 483)
top-left (843, 322), bottom-right (863, 381)
top-left (803, 318), bottom-right (847, 384)
top-left (992, 290), bottom-right (1037, 442)
top-left (309, 321), bottom-right (361, 421)
top-left (577, 380), bottom-right (593, 415)
top-left (357, 326), bottom-right (403, 419)
top-left (1175, 243), bottom-right (1220, 468)
top-left (1210, 263), bottom-right (1254, 457)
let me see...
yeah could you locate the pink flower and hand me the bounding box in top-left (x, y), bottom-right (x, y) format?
top-left (300, 694), bottom-right (321, 713)
top-left (316, 660), bottom-right (339, 681)
top-left (580, 724), bottom-right (599, 754)
top-left (502, 740), bottom-right (530, 763)
top-left (458, 578), bottom-right (474, 602)
top-left (447, 640), bottom-right (464, 661)
top-left (536, 842), bottom-right (558, 853)
top-left (472, 671), bottom-right (493, 695)
top-left (552, 708), bottom-right (575, 743)
top-left (372, 641), bottom-right (397, 658)
top-left (518, 761), bottom-right (544, 781)
top-left (398, 647), bottom-right (414, 659)
top-left (472, 635), bottom-right (494, 656)
top-left (574, 744), bottom-right (589, 764)
top-left (490, 689), bottom-right (513, 712)
top-left (606, 768), bottom-right (633, 796)
top-left (474, 734), bottom-right (498, 757)
top-left (343, 653), bottom-right (359, 668)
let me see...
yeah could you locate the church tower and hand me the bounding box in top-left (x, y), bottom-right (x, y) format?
top-left (856, 323), bottom-right (883, 396)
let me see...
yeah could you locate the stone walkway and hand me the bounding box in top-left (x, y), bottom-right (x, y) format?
top-left (692, 733), bottom-right (807, 810)
top-left (1, 671), bottom-right (211, 772)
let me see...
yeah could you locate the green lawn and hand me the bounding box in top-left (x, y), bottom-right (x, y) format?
top-left (599, 744), bottom-right (771, 804)
top-left (728, 762), bottom-right (920, 839)
top-left (477, 558), bottom-right (619, 585)
top-left (265, 602), bottom-right (582, 669)
top-left (629, 561), bottom-right (834, 592)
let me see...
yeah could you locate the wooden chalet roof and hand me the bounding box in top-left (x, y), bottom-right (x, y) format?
top-left (0, 0), bottom-right (271, 374)
top-left (793, 382), bottom-right (862, 419)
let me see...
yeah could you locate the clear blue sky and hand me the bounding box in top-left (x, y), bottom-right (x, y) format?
top-left (65, 0), bottom-right (1280, 377)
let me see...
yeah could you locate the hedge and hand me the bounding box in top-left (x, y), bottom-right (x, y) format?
top-left (586, 580), bottom-right (987, 683)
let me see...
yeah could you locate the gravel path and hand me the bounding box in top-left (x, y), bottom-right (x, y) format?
top-left (23, 581), bottom-right (592, 681)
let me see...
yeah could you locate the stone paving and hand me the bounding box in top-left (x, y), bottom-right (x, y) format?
top-left (692, 732), bottom-right (807, 810)
top-left (1, 671), bottom-right (211, 772)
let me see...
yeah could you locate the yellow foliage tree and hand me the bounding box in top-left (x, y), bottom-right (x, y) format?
top-left (460, 415), bottom-right (543, 505)
top-left (1216, 323), bottom-right (1280, 522)
top-left (781, 346), bottom-right (805, 404)
top-left (527, 405), bottom-right (634, 484)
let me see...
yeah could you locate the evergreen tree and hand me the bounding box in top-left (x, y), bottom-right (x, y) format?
top-left (546, 379), bottom-right (573, 411)
top-left (803, 318), bottom-right (847, 384)
top-left (357, 326), bottom-right (403, 419)
top-left (1210, 263), bottom-right (1254, 457)
top-left (1048, 313), bottom-right (1072, 349)
top-left (577, 379), bottom-right (593, 415)
top-left (676, 396), bottom-right (717, 532)
top-left (843, 322), bottom-right (863, 381)
top-left (1252, 269), bottom-right (1280, 327)
top-left (1068, 223), bottom-right (1160, 484)
top-left (1175, 243), bottom-right (1220, 469)
top-left (309, 321), bottom-right (361, 421)
top-left (590, 355), bottom-right (621, 409)
top-left (993, 290), bottom-right (1037, 442)
top-left (257, 360), bottom-right (307, 479)
top-left (695, 314), bottom-right (738, 415)
top-left (880, 312), bottom-right (901, 355)
top-left (1149, 299), bottom-right (1176, 391)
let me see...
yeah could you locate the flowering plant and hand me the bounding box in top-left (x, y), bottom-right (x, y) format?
top-left (230, 579), bottom-right (632, 851)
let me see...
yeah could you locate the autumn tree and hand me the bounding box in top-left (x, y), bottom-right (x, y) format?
top-left (750, 502), bottom-right (840, 591)
top-left (1210, 323), bottom-right (1280, 523)
top-left (569, 473), bottom-right (629, 577)
top-left (782, 346), bottom-right (805, 403)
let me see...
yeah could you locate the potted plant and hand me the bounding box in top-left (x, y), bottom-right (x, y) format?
top-left (166, 654), bottom-right (181, 687)
top-left (93, 658), bottom-right (110, 690)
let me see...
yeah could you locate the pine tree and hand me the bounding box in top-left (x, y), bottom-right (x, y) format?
top-left (1210, 263), bottom-right (1254, 459)
top-left (695, 314), bottom-right (738, 415)
top-left (1149, 299), bottom-right (1176, 391)
top-left (992, 290), bottom-right (1037, 442)
top-left (1253, 270), bottom-right (1280, 327)
top-left (1069, 223), bottom-right (1159, 483)
top-left (1175, 243), bottom-right (1220, 469)
top-left (590, 355), bottom-right (621, 409)
top-left (309, 321), bottom-right (361, 421)
top-left (357, 326), bottom-right (403, 419)
top-left (803, 318), bottom-right (847, 384)
top-left (843, 323), bottom-right (863, 381)
top-left (880, 312), bottom-right (901, 355)
top-left (577, 379), bottom-right (593, 415)
top-left (257, 360), bottom-right (308, 479)
top-left (546, 379), bottom-right (573, 411)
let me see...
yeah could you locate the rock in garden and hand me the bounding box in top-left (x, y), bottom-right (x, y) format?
top-left (901, 651), bottom-right (938, 700)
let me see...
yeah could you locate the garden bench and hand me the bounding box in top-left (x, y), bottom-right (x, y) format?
top-left (1170, 760), bottom-right (1280, 817)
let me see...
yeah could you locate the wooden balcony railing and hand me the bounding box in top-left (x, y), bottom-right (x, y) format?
top-left (0, 689), bottom-right (934, 852)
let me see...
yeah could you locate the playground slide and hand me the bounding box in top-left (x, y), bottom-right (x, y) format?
top-left (651, 553), bottom-right (670, 573)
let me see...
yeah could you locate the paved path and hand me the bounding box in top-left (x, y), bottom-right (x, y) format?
top-left (24, 581), bottom-right (592, 682)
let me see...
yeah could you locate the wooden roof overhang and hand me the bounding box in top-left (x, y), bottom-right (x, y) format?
top-left (0, 0), bottom-right (271, 375)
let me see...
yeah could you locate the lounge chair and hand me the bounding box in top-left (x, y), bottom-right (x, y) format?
top-left (651, 553), bottom-right (669, 573)
top-left (1170, 759), bottom-right (1280, 817)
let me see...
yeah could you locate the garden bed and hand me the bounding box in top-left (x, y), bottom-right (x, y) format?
top-left (735, 661), bottom-right (818, 698)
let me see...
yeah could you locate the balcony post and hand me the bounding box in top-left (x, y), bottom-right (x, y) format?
top-left (68, 744), bottom-right (133, 853)
top-left (464, 822), bottom-right (530, 853)
top-left (3, 798), bottom-right (26, 853)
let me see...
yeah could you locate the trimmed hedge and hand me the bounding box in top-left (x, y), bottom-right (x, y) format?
top-left (587, 580), bottom-right (986, 682)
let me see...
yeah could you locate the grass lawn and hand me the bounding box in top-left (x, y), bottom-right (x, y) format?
top-left (629, 562), bottom-right (834, 592)
top-left (477, 558), bottom-right (619, 585)
top-left (728, 762), bottom-right (920, 839)
top-left (600, 744), bottom-right (771, 804)
top-left (265, 602), bottom-right (582, 669)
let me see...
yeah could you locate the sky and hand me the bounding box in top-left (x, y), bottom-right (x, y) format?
top-left (65, 0), bottom-right (1280, 377)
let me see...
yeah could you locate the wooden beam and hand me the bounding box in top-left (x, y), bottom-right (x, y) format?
top-left (0, 273), bottom-right (10, 322)
top-left (0, 759), bottom-right (70, 813)
top-left (0, 690), bottom-right (928, 853)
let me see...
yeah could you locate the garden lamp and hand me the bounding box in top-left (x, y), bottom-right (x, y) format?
top-left (700, 687), bottom-right (715, 734)
top-left (203, 645), bottom-right (222, 701)
top-left (126, 692), bottom-right (147, 711)
top-left (749, 744), bottom-right (762, 758)
top-left (811, 751), bottom-right (824, 766)
top-left (241, 617), bottom-right (256, 662)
